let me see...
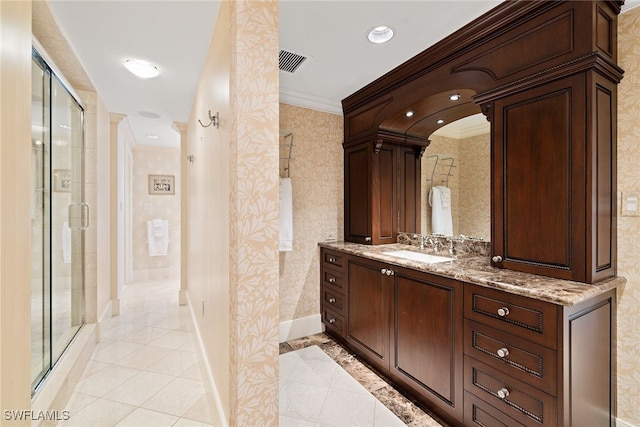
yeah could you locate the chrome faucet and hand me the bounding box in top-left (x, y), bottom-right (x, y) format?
top-left (448, 239), bottom-right (456, 255)
top-left (428, 236), bottom-right (440, 252)
top-left (415, 234), bottom-right (426, 250)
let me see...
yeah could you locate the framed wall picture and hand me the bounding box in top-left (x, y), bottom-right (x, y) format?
top-left (148, 174), bottom-right (175, 195)
top-left (53, 169), bottom-right (72, 192)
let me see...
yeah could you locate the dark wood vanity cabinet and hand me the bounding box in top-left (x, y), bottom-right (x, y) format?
top-left (344, 140), bottom-right (423, 245)
top-left (322, 248), bottom-right (465, 422)
top-left (320, 248), bottom-right (617, 426)
top-left (490, 72), bottom-right (617, 283)
top-left (341, 1), bottom-right (623, 283)
top-left (463, 283), bottom-right (616, 427)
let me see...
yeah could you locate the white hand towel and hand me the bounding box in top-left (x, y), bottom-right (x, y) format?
top-left (147, 219), bottom-right (169, 256)
top-left (428, 186), bottom-right (453, 236)
top-left (62, 221), bottom-right (71, 263)
top-left (279, 178), bottom-right (293, 252)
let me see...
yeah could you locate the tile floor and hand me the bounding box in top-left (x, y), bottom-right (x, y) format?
top-left (58, 278), bottom-right (446, 426)
top-left (280, 345), bottom-right (406, 426)
top-left (58, 279), bottom-right (216, 426)
top-left (281, 335), bottom-right (447, 427)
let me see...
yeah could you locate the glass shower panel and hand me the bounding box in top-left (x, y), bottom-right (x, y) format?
top-left (30, 56), bottom-right (51, 391)
top-left (50, 76), bottom-right (85, 364)
top-left (30, 49), bottom-right (85, 394)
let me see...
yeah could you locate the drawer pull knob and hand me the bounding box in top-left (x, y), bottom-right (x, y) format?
top-left (328, 318), bottom-right (336, 324)
top-left (492, 255), bottom-right (503, 263)
top-left (386, 269), bottom-right (394, 276)
top-left (497, 348), bottom-right (510, 358)
top-left (328, 277), bottom-right (336, 284)
top-left (328, 298), bottom-right (336, 303)
top-left (329, 257), bottom-right (336, 263)
top-left (381, 268), bottom-right (388, 275)
top-left (497, 388), bottom-right (510, 399)
top-left (497, 307), bottom-right (510, 317)
top-left (365, 237), bottom-right (372, 242)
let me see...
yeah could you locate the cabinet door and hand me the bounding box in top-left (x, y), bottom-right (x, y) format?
top-left (347, 257), bottom-right (391, 371)
top-left (398, 146), bottom-right (422, 234)
top-left (344, 141), bottom-right (397, 245)
top-left (492, 74), bottom-right (586, 281)
top-left (391, 269), bottom-right (464, 421)
top-left (344, 143), bottom-right (372, 243)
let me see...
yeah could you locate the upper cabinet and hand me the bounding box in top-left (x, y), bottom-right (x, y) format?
top-left (341, 0), bottom-right (623, 283)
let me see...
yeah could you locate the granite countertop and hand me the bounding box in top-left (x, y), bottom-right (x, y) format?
top-left (319, 241), bottom-right (626, 307)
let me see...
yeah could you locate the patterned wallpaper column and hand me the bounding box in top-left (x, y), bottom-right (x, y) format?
top-left (616, 6), bottom-right (640, 426)
top-left (229, 1), bottom-right (280, 425)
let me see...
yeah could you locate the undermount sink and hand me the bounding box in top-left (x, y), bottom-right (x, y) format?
top-left (383, 250), bottom-right (454, 264)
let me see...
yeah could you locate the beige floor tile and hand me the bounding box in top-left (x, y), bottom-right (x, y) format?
top-left (141, 377), bottom-right (205, 417)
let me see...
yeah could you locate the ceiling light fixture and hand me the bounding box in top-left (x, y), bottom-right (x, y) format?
top-left (405, 111), bottom-right (414, 118)
top-left (146, 134), bottom-right (159, 139)
top-left (437, 119), bottom-right (445, 125)
top-left (449, 94), bottom-right (461, 101)
top-left (124, 59), bottom-right (159, 79)
top-left (367, 26), bottom-right (395, 44)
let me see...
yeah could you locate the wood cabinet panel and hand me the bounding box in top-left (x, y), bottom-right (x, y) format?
top-left (392, 270), bottom-right (463, 420)
top-left (347, 258), bottom-right (391, 369)
top-left (465, 355), bottom-right (557, 427)
top-left (464, 391), bottom-right (527, 427)
top-left (492, 74), bottom-right (586, 280)
top-left (464, 284), bottom-right (558, 349)
top-left (344, 145), bottom-right (371, 243)
top-left (464, 319), bottom-right (557, 395)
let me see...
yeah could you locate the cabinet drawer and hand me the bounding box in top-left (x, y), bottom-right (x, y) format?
top-left (464, 284), bottom-right (558, 349)
top-left (464, 320), bottom-right (557, 395)
top-left (322, 269), bottom-right (345, 293)
top-left (323, 308), bottom-right (345, 336)
top-left (322, 286), bottom-right (344, 313)
top-left (464, 391), bottom-right (527, 427)
top-left (322, 250), bottom-right (344, 270)
top-left (464, 355), bottom-right (557, 426)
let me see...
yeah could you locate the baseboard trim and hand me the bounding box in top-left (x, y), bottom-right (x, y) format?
top-left (279, 314), bottom-right (323, 343)
top-left (186, 293), bottom-right (228, 427)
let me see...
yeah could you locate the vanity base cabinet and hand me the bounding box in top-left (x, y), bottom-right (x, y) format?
top-left (320, 250), bottom-right (616, 427)
top-left (464, 283), bottom-right (616, 426)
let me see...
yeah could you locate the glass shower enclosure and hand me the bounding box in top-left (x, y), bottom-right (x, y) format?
top-left (31, 48), bottom-right (87, 394)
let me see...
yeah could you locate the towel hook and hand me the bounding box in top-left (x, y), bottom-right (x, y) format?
top-left (198, 110), bottom-right (220, 129)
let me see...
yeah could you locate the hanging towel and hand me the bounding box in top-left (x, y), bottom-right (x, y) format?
top-left (428, 186), bottom-right (453, 236)
top-left (147, 218), bottom-right (169, 256)
top-left (279, 177), bottom-right (293, 252)
top-left (62, 221), bottom-right (72, 263)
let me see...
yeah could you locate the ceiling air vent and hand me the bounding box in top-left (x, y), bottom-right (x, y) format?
top-left (279, 49), bottom-right (308, 74)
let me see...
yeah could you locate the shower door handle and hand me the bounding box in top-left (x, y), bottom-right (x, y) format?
top-left (68, 202), bottom-right (90, 230)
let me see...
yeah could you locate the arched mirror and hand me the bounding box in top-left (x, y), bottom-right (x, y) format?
top-left (419, 113), bottom-right (490, 240)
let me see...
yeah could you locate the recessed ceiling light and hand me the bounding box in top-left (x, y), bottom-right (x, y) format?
top-left (405, 111), bottom-right (414, 118)
top-left (449, 94), bottom-right (461, 101)
top-left (367, 26), bottom-right (395, 44)
top-left (437, 119), bottom-right (445, 125)
top-left (146, 134), bottom-right (159, 139)
top-left (124, 59), bottom-right (159, 79)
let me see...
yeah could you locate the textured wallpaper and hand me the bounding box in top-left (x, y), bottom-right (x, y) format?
top-left (616, 7), bottom-right (640, 426)
top-left (131, 146), bottom-right (180, 282)
top-left (278, 104), bottom-right (344, 323)
top-left (228, 1), bottom-right (280, 425)
top-left (421, 133), bottom-right (490, 240)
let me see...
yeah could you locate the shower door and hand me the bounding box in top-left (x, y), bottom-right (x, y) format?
top-left (31, 49), bottom-right (86, 394)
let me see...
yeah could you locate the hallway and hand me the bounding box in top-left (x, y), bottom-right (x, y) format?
top-left (58, 279), bottom-right (216, 426)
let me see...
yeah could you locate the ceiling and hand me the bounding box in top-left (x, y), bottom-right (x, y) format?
top-left (47, 0), bottom-right (640, 148)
